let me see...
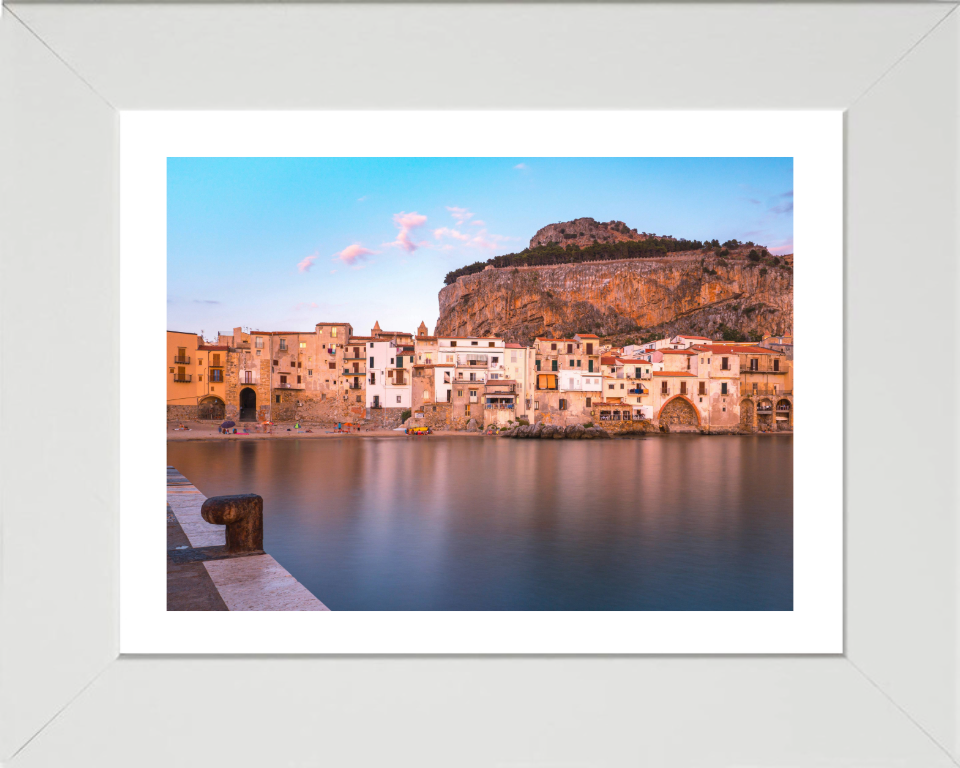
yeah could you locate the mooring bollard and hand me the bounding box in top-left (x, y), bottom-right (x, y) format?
top-left (200, 494), bottom-right (263, 553)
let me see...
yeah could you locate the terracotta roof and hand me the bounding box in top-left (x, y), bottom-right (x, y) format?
top-left (575, 333), bottom-right (599, 338)
top-left (600, 356), bottom-right (620, 365)
top-left (677, 335), bottom-right (711, 340)
top-left (535, 337), bottom-right (576, 344)
top-left (618, 358), bottom-right (650, 366)
top-left (662, 349), bottom-right (696, 355)
top-left (652, 371), bottom-right (697, 376)
top-left (505, 343), bottom-right (525, 348)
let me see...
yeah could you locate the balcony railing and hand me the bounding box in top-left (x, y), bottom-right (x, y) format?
top-left (745, 387), bottom-right (791, 397)
top-left (484, 403), bottom-right (516, 410)
top-left (342, 368), bottom-right (365, 376)
top-left (173, 356), bottom-right (190, 365)
top-left (276, 382), bottom-right (304, 389)
top-left (348, 384), bottom-right (363, 390)
top-left (173, 374), bottom-right (192, 382)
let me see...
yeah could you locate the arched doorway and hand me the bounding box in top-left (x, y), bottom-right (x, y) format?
top-left (739, 399), bottom-right (756, 432)
top-left (776, 399), bottom-right (792, 430)
top-left (198, 395), bottom-right (225, 420)
top-left (658, 395), bottom-right (700, 432)
top-left (757, 399), bottom-right (774, 431)
top-left (239, 387), bottom-right (257, 421)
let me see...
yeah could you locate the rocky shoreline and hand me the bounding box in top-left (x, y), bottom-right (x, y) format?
top-left (498, 423), bottom-right (612, 439)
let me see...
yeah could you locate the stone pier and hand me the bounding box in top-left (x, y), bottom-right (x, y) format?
top-left (166, 466), bottom-right (329, 611)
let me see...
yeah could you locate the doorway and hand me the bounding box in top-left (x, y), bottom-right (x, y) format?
top-left (239, 387), bottom-right (257, 421)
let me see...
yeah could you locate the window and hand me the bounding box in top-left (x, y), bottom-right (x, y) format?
top-left (586, 343), bottom-right (594, 354)
top-left (280, 375), bottom-right (287, 384)
top-left (687, 357), bottom-right (691, 370)
top-left (331, 328), bottom-right (337, 337)
top-left (308, 370), bottom-right (313, 376)
top-left (390, 358), bottom-right (395, 365)
top-left (451, 341), bottom-right (457, 347)
top-left (198, 374), bottom-right (203, 381)
top-left (511, 351), bottom-right (517, 363)
top-left (457, 389), bottom-right (463, 397)
top-left (661, 381), bottom-right (668, 394)
top-left (750, 358), bottom-right (758, 371)
top-left (699, 381), bottom-right (706, 396)
top-left (356, 396), bottom-right (361, 403)
top-left (608, 384), bottom-right (614, 390)
top-left (212, 353), bottom-right (221, 366)
top-left (255, 337), bottom-right (264, 348)
top-left (721, 357), bottom-right (729, 370)
top-left (559, 399), bottom-right (569, 410)
top-left (620, 383), bottom-right (625, 389)
top-left (169, 367), bottom-right (174, 374)
top-left (491, 356), bottom-right (498, 364)
top-left (273, 359), bottom-right (279, 366)
top-left (471, 341), bottom-right (478, 346)
top-left (536, 360), bottom-right (541, 371)
top-left (567, 344), bottom-right (573, 354)
top-left (680, 381), bottom-right (687, 395)
top-left (369, 357), bottom-right (374, 367)
top-left (279, 339), bottom-right (287, 351)
top-left (569, 359), bottom-right (574, 367)
top-left (489, 342), bottom-right (495, 347)
top-left (469, 372), bottom-right (476, 382)
top-left (577, 360), bottom-right (582, 367)
top-left (397, 396), bottom-right (402, 403)
top-left (256, 350), bottom-right (261, 356)
top-left (586, 397), bottom-right (592, 407)
top-left (276, 395), bottom-right (281, 403)
top-left (370, 373), bottom-right (376, 385)
top-left (535, 401), bottom-right (540, 410)
top-left (721, 382), bottom-right (728, 395)
top-left (369, 343), bottom-right (374, 348)
top-left (773, 359), bottom-right (780, 372)
top-left (588, 360), bottom-right (594, 373)
top-left (551, 343), bottom-right (557, 351)
top-left (300, 342), bottom-right (307, 349)
top-left (297, 375), bottom-right (302, 384)
top-left (211, 370), bottom-right (223, 383)
top-left (297, 362), bottom-right (302, 369)
top-left (551, 360), bottom-right (558, 372)
top-left (198, 359), bottom-right (203, 365)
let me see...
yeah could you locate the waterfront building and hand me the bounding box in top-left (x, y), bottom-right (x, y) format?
top-left (532, 336), bottom-right (601, 425)
top-left (167, 331), bottom-right (216, 419)
top-left (504, 343), bottom-right (537, 419)
top-left (598, 356), bottom-right (654, 422)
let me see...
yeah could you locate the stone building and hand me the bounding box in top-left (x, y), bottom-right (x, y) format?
top-left (597, 356), bottom-right (653, 423)
top-left (727, 344), bottom-right (793, 431)
top-left (532, 335), bottom-right (602, 425)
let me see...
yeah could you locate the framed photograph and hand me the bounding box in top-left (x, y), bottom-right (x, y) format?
top-left (2, 3), bottom-right (957, 766)
top-left (122, 110), bottom-right (840, 655)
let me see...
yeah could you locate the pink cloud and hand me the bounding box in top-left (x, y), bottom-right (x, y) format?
top-left (434, 227), bottom-right (469, 241)
top-left (384, 211), bottom-right (428, 252)
top-left (471, 220), bottom-right (486, 226)
top-left (294, 301), bottom-right (319, 311)
top-left (297, 252), bottom-right (318, 272)
top-left (446, 206), bottom-right (475, 226)
top-left (335, 243), bottom-right (377, 265)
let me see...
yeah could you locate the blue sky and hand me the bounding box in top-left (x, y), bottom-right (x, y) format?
top-left (168, 157), bottom-right (792, 339)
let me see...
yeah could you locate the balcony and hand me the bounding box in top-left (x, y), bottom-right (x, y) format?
top-left (172, 374), bottom-right (192, 383)
top-left (348, 384), bottom-right (363, 390)
top-left (342, 368), bottom-right (365, 376)
top-left (173, 356), bottom-right (190, 365)
top-left (275, 382), bottom-right (304, 390)
top-left (744, 387), bottom-right (790, 397)
top-left (627, 388), bottom-right (647, 395)
top-left (484, 403), bottom-right (516, 410)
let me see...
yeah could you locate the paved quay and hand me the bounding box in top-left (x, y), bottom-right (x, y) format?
top-left (166, 466), bottom-right (329, 611)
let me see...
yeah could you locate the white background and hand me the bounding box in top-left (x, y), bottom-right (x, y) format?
top-left (120, 111), bottom-right (843, 654)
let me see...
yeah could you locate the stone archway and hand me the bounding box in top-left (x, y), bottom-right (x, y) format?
top-left (776, 399), bottom-right (792, 430)
top-left (757, 398), bottom-right (774, 431)
top-left (658, 395), bottom-right (700, 432)
top-left (198, 395), bottom-right (225, 420)
top-left (239, 387), bottom-right (257, 421)
top-left (739, 398), bottom-right (756, 432)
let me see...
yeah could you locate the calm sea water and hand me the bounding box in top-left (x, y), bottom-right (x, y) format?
top-left (168, 435), bottom-right (793, 611)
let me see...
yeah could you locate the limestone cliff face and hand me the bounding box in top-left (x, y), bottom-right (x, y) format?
top-left (435, 254), bottom-right (793, 345)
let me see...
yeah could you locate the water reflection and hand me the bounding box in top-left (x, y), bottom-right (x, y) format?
top-left (168, 435), bottom-right (793, 610)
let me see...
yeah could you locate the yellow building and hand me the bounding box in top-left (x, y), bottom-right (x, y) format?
top-left (166, 331), bottom-right (216, 420)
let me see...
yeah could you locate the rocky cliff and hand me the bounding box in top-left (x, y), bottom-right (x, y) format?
top-left (530, 217), bottom-right (671, 249)
top-left (435, 252), bottom-right (793, 345)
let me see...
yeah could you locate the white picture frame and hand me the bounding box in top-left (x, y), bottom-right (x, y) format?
top-left (1, 3), bottom-right (958, 765)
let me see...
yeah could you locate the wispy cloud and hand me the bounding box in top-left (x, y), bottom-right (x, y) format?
top-left (357, 196), bottom-right (368, 203)
top-left (193, 299), bottom-right (221, 305)
top-left (294, 301), bottom-right (319, 311)
top-left (768, 201), bottom-right (793, 215)
top-left (334, 243), bottom-right (377, 265)
top-left (433, 227), bottom-right (469, 241)
top-left (471, 220), bottom-right (485, 226)
top-left (383, 211), bottom-right (428, 252)
top-left (297, 252), bottom-right (318, 272)
top-left (446, 206), bottom-right (475, 226)
top-left (740, 197), bottom-right (761, 205)
top-left (514, 163), bottom-right (528, 170)
top-left (330, 269), bottom-right (337, 274)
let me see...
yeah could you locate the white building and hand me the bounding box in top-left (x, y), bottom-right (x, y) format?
top-left (366, 339), bottom-right (411, 410)
top-left (437, 336), bottom-right (507, 385)
top-left (558, 369), bottom-right (603, 393)
top-left (504, 343), bottom-right (537, 417)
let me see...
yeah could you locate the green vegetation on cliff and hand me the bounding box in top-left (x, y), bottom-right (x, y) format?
top-left (443, 237), bottom-right (724, 285)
